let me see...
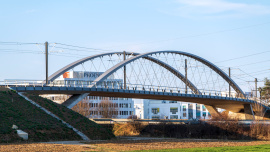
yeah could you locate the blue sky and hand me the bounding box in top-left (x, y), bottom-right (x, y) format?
top-left (1, 0), bottom-right (270, 92)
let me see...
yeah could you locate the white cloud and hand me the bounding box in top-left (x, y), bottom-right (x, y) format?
top-left (173, 0), bottom-right (270, 18)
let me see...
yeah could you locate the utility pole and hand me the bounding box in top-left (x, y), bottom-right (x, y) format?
top-left (45, 41), bottom-right (48, 85)
top-left (123, 51), bottom-right (126, 89)
top-left (185, 59), bottom-right (187, 94)
top-left (255, 78), bottom-right (257, 98)
top-left (247, 79), bottom-right (263, 98)
top-left (229, 67), bottom-right (231, 97)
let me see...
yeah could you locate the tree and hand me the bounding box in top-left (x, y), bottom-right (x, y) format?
top-left (96, 100), bottom-right (118, 118)
top-left (72, 98), bottom-right (118, 118)
top-left (261, 78), bottom-right (270, 104)
top-left (72, 100), bottom-right (91, 117)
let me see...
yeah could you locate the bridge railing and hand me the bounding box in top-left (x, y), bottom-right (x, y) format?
top-left (1, 79), bottom-right (45, 87)
top-left (1, 79), bottom-right (245, 99)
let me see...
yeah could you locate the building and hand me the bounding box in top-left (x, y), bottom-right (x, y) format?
top-left (245, 92), bottom-right (253, 98)
top-left (134, 100), bottom-right (144, 119)
top-left (143, 99), bottom-right (210, 120)
top-left (42, 71), bottom-right (135, 119)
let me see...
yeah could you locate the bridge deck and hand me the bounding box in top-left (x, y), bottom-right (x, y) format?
top-left (9, 86), bottom-right (260, 113)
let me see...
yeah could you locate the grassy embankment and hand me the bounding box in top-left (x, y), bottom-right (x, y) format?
top-left (24, 93), bottom-right (115, 140)
top-left (0, 89), bottom-right (80, 143)
top-left (0, 88), bottom-right (115, 143)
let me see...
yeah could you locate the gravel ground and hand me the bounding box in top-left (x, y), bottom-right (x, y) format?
top-left (0, 138), bottom-right (270, 152)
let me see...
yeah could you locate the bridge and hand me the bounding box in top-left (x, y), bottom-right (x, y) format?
top-left (2, 50), bottom-right (269, 119)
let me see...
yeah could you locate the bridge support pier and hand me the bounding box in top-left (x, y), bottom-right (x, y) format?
top-left (204, 105), bottom-right (221, 118)
top-left (244, 104), bottom-right (255, 120)
top-left (62, 93), bottom-right (89, 109)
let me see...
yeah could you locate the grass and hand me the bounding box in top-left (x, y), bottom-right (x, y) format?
top-left (24, 93), bottom-right (115, 140)
top-left (0, 88), bottom-right (115, 143)
top-left (132, 144), bottom-right (270, 152)
top-left (0, 89), bottom-right (81, 143)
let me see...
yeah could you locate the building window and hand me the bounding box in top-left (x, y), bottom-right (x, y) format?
top-left (183, 113), bottom-right (187, 117)
top-left (202, 105), bottom-right (206, 111)
top-left (169, 101), bottom-right (177, 103)
top-left (151, 108), bottom-right (159, 114)
top-left (188, 104), bottom-right (193, 119)
top-left (203, 112), bottom-right (207, 118)
top-left (188, 104), bottom-right (193, 109)
top-left (119, 103), bottom-right (128, 108)
top-left (170, 107), bottom-right (178, 114)
top-left (152, 116), bottom-right (160, 119)
top-left (170, 115), bottom-right (178, 119)
top-left (183, 105), bottom-right (186, 112)
top-left (196, 112), bottom-right (201, 119)
top-left (196, 104), bottom-right (200, 111)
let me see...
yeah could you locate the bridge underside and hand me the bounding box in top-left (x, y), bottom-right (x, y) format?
top-left (11, 86), bottom-right (267, 119)
top-left (88, 91), bottom-right (246, 112)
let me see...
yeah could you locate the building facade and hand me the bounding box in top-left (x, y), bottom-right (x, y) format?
top-left (143, 99), bottom-right (210, 120)
top-left (134, 102), bottom-right (144, 119)
top-left (42, 71), bottom-right (135, 119)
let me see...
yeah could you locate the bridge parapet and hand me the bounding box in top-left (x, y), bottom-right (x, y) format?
top-left (4, 80), bottom-right (247, 99)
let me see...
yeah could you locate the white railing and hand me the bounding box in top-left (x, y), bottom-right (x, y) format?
top-left (2, 79), bottom-right (45, 87)
top-left (1, 79), bottom-right (244, 99)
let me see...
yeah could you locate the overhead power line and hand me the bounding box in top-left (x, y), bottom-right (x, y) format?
top-left (238, 68), bottom-right (256, 79)
top-left (216, 50), bottom-right (270, 63)
top-left (234, 59), bottom-right (270, 67)
top-left (54, 42), bottom-right (114, 52)
top-left (232, 69), bottom-right (270, 80)
top-left (103, 21), bottom-right (270, 48)
top-left (0, 41), bottom-right (41, 45)
top-left (50, 46), bottom-right (99, 53)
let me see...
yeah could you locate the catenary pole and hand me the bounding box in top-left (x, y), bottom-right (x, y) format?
top-left (45, 41), bottom-right (48, 85)
top-left (185, 59), bottom-right (187, 94)
top-left (229, 67), bottom-right (231, 97)
top-left (123, 51), bottom-right (126, 89)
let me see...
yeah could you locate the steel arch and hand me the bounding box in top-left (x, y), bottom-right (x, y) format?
top-left (48, 52), bottom-right (201, 94)
top-left (90, 50), bottom-right (245, 98)
top-left (143, 56), bottom-right (201, 94)
top-left (48, 52), bottom-right (131, 82)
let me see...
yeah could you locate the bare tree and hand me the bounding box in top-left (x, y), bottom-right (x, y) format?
top-left (72, 98), bottom-right (118, 118)
top-left (96, 100), bottom-right (118, 118)
top-left (72, 100), bottom-right (91, 117)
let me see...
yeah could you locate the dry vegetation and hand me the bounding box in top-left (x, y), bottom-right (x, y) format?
top-left (108, 109), bottom-right (270, 140)
top-left (113, 122), bottom-right (143, 136)
top-left (208, 106), bottom-right (270, 140)
top-left (1, 139), bottom-right (270, 152)
top-left (87, 139), bottom-right (270, 151)
top-left (0, 143), bottom-right (97, 152)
